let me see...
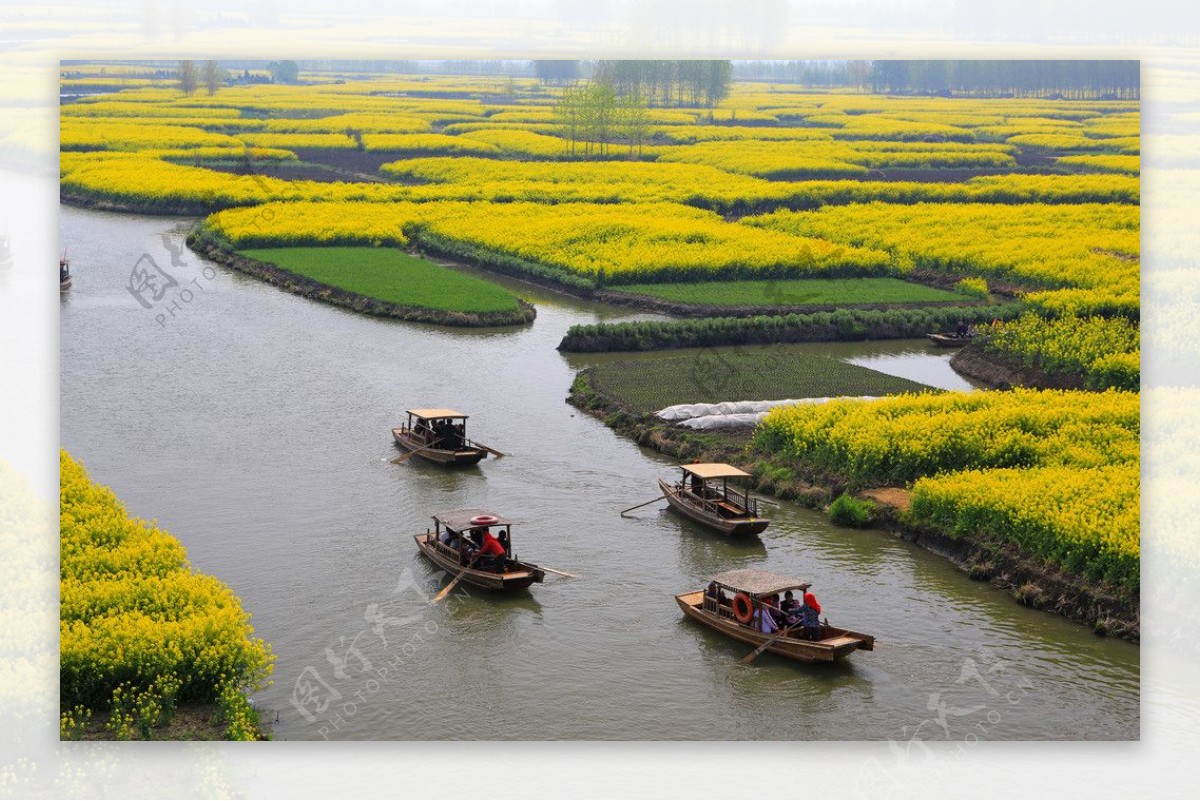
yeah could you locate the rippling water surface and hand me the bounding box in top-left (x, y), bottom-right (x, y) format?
top-left (60, 206), bottom-right (1138, 740)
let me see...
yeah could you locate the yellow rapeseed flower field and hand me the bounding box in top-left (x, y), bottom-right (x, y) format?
top-left (755, 389), bottom-right (1139, 587)
top-left (60, 451), bottom-right (273, 739)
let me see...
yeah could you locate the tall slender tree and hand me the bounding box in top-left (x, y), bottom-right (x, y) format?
top-left (618, 90), bottom-right (651, 160)
top-left (201, 60), bottom-right (224, 95)
top-left (178, 60), bottom-right (198, 96)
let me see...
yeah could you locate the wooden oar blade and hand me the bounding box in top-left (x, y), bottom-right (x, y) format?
top-left (738, 623), bottom-right (800, 665)
top-left (431, 576), bottom-right (461, 602)
top-left (390, 445), bottom-right (433, 464)
top-left (620, 495), bottom-right (666, 516)
top-left (739, 640), bottom-right (773, 665)
top-left (537, 565), bottom-right (578, 579)
top-left (479, 445), bottom-right (505, 458)
top-left (431, 556), bottom-right (480, 603)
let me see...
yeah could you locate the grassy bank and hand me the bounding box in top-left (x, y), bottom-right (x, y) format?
top-left (586, 346), bottom-right (935, 413)
top-left (60, 451), bottom-right (274, 741)
top-left (238, 246), bottom-right (524, 314)
top-left (187, 233), bottom-right (536, 327)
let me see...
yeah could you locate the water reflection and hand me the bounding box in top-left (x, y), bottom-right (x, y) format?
top-left (673, 516), bottom-right (769, 579)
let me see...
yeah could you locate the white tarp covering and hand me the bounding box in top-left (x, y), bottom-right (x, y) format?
top-left (656, 397), bottom-right (879, 430)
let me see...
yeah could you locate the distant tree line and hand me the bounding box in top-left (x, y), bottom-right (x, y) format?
top-left (735, 59), bottom-right (1138, 99)
top-left (733, 60), bottom-right (873, 88)
top-left (592, 61), bottom-right (733, 108)
top-left (538, 60), bottom-right (732, 108)
top-left (868, 60), bottom-right (1139, 99)
top-left (547, 61), bottom-right (733, 159)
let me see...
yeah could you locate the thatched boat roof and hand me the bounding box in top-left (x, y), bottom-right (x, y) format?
top-left (710, 568), bottom-right (810, 596)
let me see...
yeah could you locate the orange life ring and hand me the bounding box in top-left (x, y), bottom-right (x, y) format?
top-left (732, 592), bottom-right (754, 624)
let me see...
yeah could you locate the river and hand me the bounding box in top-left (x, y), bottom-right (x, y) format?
top-left (59, 205), bottom-right (1138, 741)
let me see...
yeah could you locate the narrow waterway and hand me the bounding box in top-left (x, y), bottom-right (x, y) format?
top-left (60, 205), bottom-right (1137, 740)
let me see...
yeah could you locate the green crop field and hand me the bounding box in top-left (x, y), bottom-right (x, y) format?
top-left (587, 346), bottom-right (935, 412)
top-left (615, 278), bottom-right (968, 307)
top-left (237, 246), bottom-right (521, 313)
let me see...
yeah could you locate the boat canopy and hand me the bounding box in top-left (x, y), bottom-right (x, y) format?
top-left (433, 508), bottom-right (514, 531)
top-left (710, 568), bottom-right (810, 597)
top-left (680, 462), bottom-right (751, 480)
top-left (408, 408), bottom-right (468, 420)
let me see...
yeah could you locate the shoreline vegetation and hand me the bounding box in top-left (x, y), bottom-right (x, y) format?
top-left (60, 451), bottom-right (275, 741)
top-left (567, 355), bottom-right (1138, 642)
top-left (558, 305), bottom-right (1025, 353)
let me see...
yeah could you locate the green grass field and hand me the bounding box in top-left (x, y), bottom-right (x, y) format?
top-left (237, 246), bottom-right (521, 313)
top-left (615, 277), bottom-right (966, 307)
top-left (588, 346), bottom-right (935, 412)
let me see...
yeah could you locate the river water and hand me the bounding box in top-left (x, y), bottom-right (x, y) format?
top-left (59, 205), bottom-right (1137, 741)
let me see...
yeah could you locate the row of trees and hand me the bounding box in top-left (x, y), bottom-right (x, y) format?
top-left (536, 60), bottom-right (733, 108)
top-left (178, 60), bottom-right (300, 95)
top-left (177, 60), bottom-right (224, 96)
top-left (733, 60), bottom-right (873, 88)
top-left (868, 60), bottom-right (1139, 99)
top-left (734, 59), bottom-right (1139, 99)
top-left (554, 82), bottom-right (652, 159)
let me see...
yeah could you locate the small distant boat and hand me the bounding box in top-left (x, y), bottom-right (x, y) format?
top-left (927, 332), bottom-right (974, 347)
top-left (391, 408), bottom-right (494, 467)
top-left (415, 509), bottom-right (545, 593)
top-left (676, 568), bottom-right (875, 664)
top-left (59, 256), bottom-right (72, 292)
top-left (658, 463), bottom-right (769, 537)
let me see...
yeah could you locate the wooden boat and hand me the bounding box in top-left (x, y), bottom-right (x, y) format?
top-left (59, 257), bottom-right (72, 292)
top-left (927, 332), bottom-right (973, 348)
top-left (415, 509), bottom-right (545, 593)
top-left (658, 463), bottom-right (769, 537)
top-left (676, 568), bottom-right (874, 664)
top-left (392, 408), bottom-right (488, 466)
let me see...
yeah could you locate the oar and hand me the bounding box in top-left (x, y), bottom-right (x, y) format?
top-left (739, 620), bottom-right (803, 665)
top-left (391, 446), bottom-right (433, 464)
top-left (476, 443), bottom-right (505, 458)
top-left (620, 496), bottom-right (666, 516)
top-left (432, 554), bottom-right (480, 603)
top-left (536, 564), bottom-right (579, 579)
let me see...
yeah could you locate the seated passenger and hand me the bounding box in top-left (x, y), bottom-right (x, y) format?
top-left (781, 590), bottom-right (802, 625)
top-left (754, 602), bottom-right (778, 634)
top-left (800, 591), bottom-right (822, 640)
top-left (704, 581), bottom-right (728, 607)
top-left (803, 590), bottom-right (822, 617)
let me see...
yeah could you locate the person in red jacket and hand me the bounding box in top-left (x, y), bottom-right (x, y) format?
top-left (476, 527), bottom-right (506, 571)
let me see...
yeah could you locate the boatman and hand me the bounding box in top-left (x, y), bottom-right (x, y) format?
top-left (475, 527), bottom-right (506, 572)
